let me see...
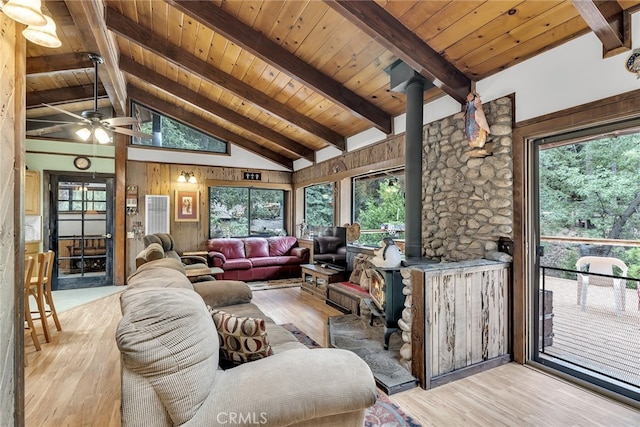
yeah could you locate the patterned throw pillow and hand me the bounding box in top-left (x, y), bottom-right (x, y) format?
top-left (208, 307), bottom-right (273, 365)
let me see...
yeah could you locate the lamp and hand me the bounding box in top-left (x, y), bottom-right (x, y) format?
top-left (75, 127), bottom-right (91, 141)
top-left (177, 171), bottom-right (197, 183)
top-left (94, 127), bottom-right (111, 144)
top-left (1, 0), bottom-right (46, 26)
top-left (75, 125), bottom-right (111, 144)
top-left (22, 13), bottom-right (61, 48)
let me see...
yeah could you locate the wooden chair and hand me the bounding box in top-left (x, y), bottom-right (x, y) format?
top-left (29, 251), bottom-right (62, 342)
top-left (24, 256), bottom-right (40, 353)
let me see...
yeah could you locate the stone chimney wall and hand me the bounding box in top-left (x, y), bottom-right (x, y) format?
top-left (422, 96), bottom-right (514, 261)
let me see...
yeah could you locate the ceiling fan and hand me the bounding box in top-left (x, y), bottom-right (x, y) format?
top-left (30, 53), bottom-right (151, 143)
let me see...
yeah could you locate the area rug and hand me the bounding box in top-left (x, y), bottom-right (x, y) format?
top-left (247, 278), bottom-right (302, 291)
top-left (328, 314), bottom-right (418, 395)
top-left (280, 323), bottom-right (421, 427)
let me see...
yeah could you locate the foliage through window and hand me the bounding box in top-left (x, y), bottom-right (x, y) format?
top-left (58, 183), bottom-right (106, 212)
top-left (304, 183), bottom-right (334, 228)
top-left (538, 125), bottom-right (640, 279)
top-left (352, 169), bottom-right (405, 246)
top-left (130, 102), bottom-right (228, 154)
top-left (209, 186), bottom-right (285, 238)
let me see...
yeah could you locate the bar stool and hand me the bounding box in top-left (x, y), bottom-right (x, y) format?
top-left (24, 256), bottom-right (40, 353)
top-left (29, 250), bottom-right (62, 342)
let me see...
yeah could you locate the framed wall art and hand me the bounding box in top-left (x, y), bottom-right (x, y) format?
top-left (175, 190), bottom-right (199, 222)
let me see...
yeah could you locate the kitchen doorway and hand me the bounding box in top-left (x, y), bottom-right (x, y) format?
top-left (47, 172), bottom-right (114, 290)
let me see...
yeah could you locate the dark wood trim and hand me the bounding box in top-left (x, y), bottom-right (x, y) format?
top-left (513, 88), bottom-right (640, 364)
top-left (64, 1), bottom-right (127, 115)
top-left (26, 52), bottom-right (93, 75)
top-left (26, 84), bottom-right (107, 108)
top-left (127, 86), bottom-right (294, 169)
top-left (115, 131), bottom-right (126, 286)
top-left (571, 0), bottom-right (630, 58)
top-left (411, 268), bottom-right (426, 388)
top-left (167, 0), bottom-right (392, 136)
top-left (106, 7), bottom-right (344, 149)
top-left (324, 0), bottom-right (470, 104)
top-left (120, 56), bottom-right (313, 161)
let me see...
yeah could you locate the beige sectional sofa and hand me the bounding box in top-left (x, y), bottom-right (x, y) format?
top-left (117, 246), bottom-right (377, 426)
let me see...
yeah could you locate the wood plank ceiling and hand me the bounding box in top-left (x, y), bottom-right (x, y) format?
top-left (24, 0), bottom-right (640, 169)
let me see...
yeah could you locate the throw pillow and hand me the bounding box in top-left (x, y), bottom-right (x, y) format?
top-left (208, 307), bottom-right (273, 365)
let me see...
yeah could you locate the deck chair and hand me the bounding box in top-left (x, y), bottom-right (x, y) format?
top-left (576, 256), bottom-right (628, 316)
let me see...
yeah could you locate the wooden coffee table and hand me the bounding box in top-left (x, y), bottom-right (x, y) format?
top-left (301, 264), bottom-right (345, 300)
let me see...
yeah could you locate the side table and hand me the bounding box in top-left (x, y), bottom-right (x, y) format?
top-left (300, 263), bottom-right (344, 300)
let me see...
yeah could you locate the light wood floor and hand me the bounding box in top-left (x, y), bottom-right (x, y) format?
top-left (24, 286), bottom-right (640, 426)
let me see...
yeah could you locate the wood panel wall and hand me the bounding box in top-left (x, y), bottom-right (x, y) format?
top-left (124, 160), bottom-right (292, 277)
top-left (1, 13), bottom-right (24, 425)
top-left (293, 133), bottom-right (405, 186)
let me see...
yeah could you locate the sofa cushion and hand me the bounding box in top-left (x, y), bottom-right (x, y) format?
top-left (316, 236), bottom-right (344, 254)
top-left (267, 236), bottom-right (297, 256)
top-left (209, 238), bottom-right (246, 260)
top-left (135, 242), bottom-right (165, 268)
top-left (244, 238), bottom-right (269, 258)
top-left (223, 258), bottom-right (253, 271)
top-left (209, 308), bottom-right (274, 365)
top-left (249, 256), bottom-right (284, 268)
top-left (117, 287), bottom-right (219, 425)
top-left (127, 258), bottom-right (191, 290)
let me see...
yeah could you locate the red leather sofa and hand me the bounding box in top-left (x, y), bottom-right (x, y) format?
top-left (206, 236), bottom-right (310, 281)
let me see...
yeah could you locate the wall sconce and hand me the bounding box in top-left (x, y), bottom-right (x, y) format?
top-left (0, 0), bottom-right (62, 48)
top-left (177, 171), bottom-right (197, 184)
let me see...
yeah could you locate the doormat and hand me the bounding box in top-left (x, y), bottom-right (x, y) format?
top-left (328, 314), bottom-right (418, 395)
top-left (280, 323), bottom-right (421, 426)
top-left (247, 278), bottom-right (302, 291)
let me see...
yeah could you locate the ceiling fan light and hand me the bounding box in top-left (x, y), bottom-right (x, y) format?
top-left (75, 127), bottom-right (91, 141)
top-left (94, 127), bottom-right (111, 144)
top-left (1, 0), bottom-right (46, 27)
top-left (22, 14), bottom-right (61, 48)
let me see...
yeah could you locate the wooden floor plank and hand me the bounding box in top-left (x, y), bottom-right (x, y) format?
top-left (23, 286), bottom-right (640, 426)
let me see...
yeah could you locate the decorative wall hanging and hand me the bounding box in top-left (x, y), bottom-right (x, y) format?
top-left (175, 190), bottom-right (199, 222)
top-left (464, 92), bottom-right (492, 158)
top-left (625, 48), bottom-right (640, 78)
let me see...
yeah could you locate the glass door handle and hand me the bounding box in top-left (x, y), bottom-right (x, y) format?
top-left (102, 233), bottom-right (112, 239)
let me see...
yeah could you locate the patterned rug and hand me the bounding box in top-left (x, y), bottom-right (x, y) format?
top-left (247, 278), bottom-right (302, 291)
top-left (280, 323), bottom-right (421, 427)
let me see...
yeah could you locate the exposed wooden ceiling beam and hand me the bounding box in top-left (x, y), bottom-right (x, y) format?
top-left (571, 0), bottom-right (630, 57)
top-left (166, 0), bottom-right (392, 135)
top-left (324, 0), bottom-right (470, 104)
top-left (127, 86), bottom-right (294, 170)
top-left (27, 52), bottom-right (93, 75)
top-left (64, 0), bottom-right (127, 115)
top-left (119, 56), bottom-right (314, 162)
top-left (26, 84), bottom-right (107, 108)
top-left (105, 7), bottom-right (344, 151)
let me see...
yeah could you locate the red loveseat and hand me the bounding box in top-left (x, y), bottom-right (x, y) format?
top-left (206, 236), bottom-right (310, 281)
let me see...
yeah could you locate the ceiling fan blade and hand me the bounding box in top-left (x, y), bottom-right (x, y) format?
top-left (26, 118), bottom-right (78, 125)
top-left (41, 103), bottom-right (88, 122)
top-left (101, 117), bottom-right (139, 127)
top-left (111, 126), bottom-right (152, 139)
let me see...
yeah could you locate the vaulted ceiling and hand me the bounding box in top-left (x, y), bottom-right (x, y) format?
top-left (24, 0), bottom-right (640, 169)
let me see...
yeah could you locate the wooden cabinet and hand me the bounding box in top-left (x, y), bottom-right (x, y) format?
top-left (25, 170), bottom-right (40, 215)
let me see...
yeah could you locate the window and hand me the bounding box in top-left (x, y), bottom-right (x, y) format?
top-left (58, 183), bottom-right (106, 212)
top-left (130, 102), bottom-right (228, 154)
top-left (209, 186), bottom-right (285, 237)
top-left (352, 169), bottom-right (405, 246)
top-left (304, 183), bottom-right (334, 227)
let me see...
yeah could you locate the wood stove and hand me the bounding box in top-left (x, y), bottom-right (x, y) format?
top-left (365, 267), bottom-right (405, 350)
